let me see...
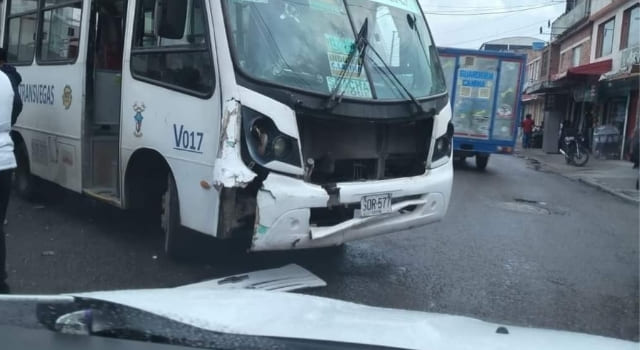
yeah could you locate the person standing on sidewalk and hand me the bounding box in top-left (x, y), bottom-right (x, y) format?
top-left (521, 114), bottom-right (534, 149)
top-left (0, 69), bottom-right (16, 293)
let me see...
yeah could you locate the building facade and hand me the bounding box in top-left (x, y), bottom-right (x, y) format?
top-left (590, 0), bottom-right (639, 158)
top-left (523, 48), bottom-right (547, 127)
top-left (523, 0), bottom-right (639, 158)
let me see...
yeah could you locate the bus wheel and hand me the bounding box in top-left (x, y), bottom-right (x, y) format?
top-left (14, 142), bottom-right (37, 200)
top-left (161, 174), bottom-right (187, 259)
top-left (476, 155), bottom-right (489, 170)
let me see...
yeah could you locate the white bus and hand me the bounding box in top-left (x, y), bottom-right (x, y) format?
top-left (3, 0), bottom-right (453, 257)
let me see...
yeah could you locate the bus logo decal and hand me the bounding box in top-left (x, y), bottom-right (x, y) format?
top-left (62, 85), bottom-right (72, 110)
top-left (133, 102), bottom-right (145, 137)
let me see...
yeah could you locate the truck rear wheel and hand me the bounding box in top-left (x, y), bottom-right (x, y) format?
top-left (476, 155), bottom-right (489, 170)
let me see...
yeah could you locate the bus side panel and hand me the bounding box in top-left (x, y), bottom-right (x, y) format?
top-left (10, 0), bottom-right (91, 193)
top-left (14, 64), bottom-right (85, 193)
top-left (119, 91), bottom-right (221, 236)
top-left (120, 148), bottom-right (219, 235)
top-left (120, 0), bottom-right (222, 236)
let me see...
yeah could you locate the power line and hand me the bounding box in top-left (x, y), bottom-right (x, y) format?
top-left (439, 20), bottom-right (548, 47)
top-left (425, 3), bottom-right (562, 16)
top-left (423, 2), bottom-right (559, 11)
top-left (426, 2), bottom-right (555, 35)
top-left (423, 0), bottom-right (565, 9)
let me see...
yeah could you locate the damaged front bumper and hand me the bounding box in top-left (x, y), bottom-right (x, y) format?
top-left (250, 160), bottom-right (453, 251)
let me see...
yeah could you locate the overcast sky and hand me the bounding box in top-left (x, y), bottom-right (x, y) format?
top-left (421, 0), bottom-right (567, 49)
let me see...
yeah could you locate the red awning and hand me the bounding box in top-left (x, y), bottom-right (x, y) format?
top-left (567, 59), bottom-right (612, 76)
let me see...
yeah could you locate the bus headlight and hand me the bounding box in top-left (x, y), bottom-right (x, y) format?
top-left (241, 107), bottom-right (302, 170)
top-left (272, 136), bottom-right (290, 158)
top-left (430, 122), bottom-right (454, 168)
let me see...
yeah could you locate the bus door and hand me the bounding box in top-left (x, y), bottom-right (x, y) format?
top-left (83, 0), bottom-right (126, 203)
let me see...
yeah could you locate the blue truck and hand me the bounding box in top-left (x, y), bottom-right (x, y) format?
top-left (438, 48), bottom-right (526, 170)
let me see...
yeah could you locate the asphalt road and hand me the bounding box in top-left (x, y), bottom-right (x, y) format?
top-left (3, 155), bottom-right (639, 341)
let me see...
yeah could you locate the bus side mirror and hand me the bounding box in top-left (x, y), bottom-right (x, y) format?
top-left (156, 0), bottom-right (187, 39)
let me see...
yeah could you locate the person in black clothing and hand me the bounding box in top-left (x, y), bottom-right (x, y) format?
top-left (0, 170), bottom-right (12, 293)
top-left (629, 127), bottom-right (639, 190)
top-left (0, 48), bottom-right (20, 294)
top-left (0, 48), bottom-right (22, 126)
top-left (0, 70), bottom-right (16, 294)
top-left (583, 111), bottom-right (594, 149)
top-left (559, 120), bottom-right (576, 152)
top-left (629, 127), bottom-right (639, 169)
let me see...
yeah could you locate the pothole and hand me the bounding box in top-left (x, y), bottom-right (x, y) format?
top-left (514, 198), bottom-right (547, 205)
top-left (526, 158), bottom-right (541, 171)
top-left (497, 198), bottom-right (551, 215)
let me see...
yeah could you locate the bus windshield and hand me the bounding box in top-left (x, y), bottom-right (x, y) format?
top-left (223, 0), bottom-right (446, 101)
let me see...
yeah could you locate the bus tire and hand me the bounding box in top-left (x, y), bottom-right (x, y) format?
top-left (14, 142), bottom-right (37, 200)
top-left (161, 174), bottom-right (187, 259)
top-left (476, 155), bottom-right (489, 170)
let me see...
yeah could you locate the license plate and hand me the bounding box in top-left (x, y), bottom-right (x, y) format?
top-left (360, 193), bottom-right (392, 217)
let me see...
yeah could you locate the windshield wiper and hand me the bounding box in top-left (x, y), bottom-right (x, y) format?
top-left (326, 17), bottom-right (427, 115)
top-left (325, 18), bottom-right (369, 110)
top-left (363, 37), bottom-right (425, 115)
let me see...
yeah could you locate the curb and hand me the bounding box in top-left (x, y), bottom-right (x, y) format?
top-left (519, 153), bottom-right (640, 205)
top-left (577, 177), bottom-right (640, 204)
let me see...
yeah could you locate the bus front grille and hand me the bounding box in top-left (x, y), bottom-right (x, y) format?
top-left (297, 116), bottom-right (433, 184)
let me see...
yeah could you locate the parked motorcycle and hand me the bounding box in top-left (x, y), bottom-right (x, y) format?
top-left (559, 134), bottom-right (590, 166)
top-left (531, 126), bottom-right (544, 148)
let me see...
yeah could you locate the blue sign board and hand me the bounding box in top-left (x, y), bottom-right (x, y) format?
top-left (460, 69), bottom-right (494, 88)
top-left (459, 70), bottom-right (495, 80)
top-left (532, 41), bottom-right (546, 51)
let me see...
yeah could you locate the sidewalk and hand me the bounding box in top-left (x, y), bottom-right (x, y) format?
top-left (516, 148), bottom-right (640, 204)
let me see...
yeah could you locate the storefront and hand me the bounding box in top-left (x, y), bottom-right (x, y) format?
top-left (524, 80), bottom-right (572, 153)
top-left (598, 69), bottom-right (640, 159)
top-left (522, 94), bottom-right (545, 126)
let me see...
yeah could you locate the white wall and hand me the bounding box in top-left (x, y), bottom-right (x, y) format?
top-left (590, 1), bottom-right (639, 73)
top-left (591, 0), bottom-right (614, 15)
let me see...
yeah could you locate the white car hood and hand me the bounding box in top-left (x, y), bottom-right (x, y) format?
top-left (73, 288), bottom-right (636, 350)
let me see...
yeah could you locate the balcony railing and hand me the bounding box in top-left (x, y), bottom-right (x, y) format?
top-left (551, 0), bottom-right (590, 38)
top-left (619, 45), bottom-right (640, 72)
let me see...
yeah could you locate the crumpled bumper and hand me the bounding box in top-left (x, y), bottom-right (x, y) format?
top-left (250, 160), bottom-right (453, 251)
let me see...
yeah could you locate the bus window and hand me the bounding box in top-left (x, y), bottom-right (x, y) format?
top-left (38, 2), bottom-right (82, 62)
top-left (6, 0), bottom-right (38, 64)
top-left (130, 0), bottom-right (213, 96)
top-left (95, 3), bottom-right (124, 71)
top-left (439, 55), bottom-right (456, 97)
top-left (9, 0), bottom-right (37, 14)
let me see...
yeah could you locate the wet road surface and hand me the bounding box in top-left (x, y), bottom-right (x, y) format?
top-left (4, 155), bottom-right (639, 341)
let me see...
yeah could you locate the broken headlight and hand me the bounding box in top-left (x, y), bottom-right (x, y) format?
top-left (241, 107), bottom-right (302, 170)
top-left (430, 122), bottom-right (454, 168)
